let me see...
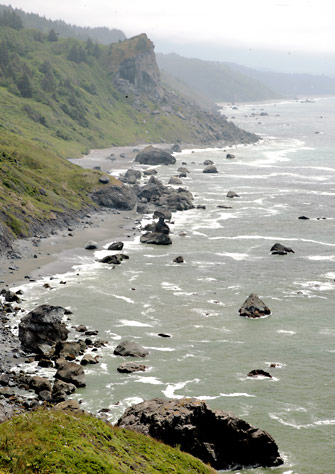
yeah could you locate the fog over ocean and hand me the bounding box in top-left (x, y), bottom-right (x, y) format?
top-left (12, 97), bottom-right (335, 473)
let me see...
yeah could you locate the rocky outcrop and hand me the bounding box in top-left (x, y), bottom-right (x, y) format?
top-left (239, 294), bottom-right (271, 318)
top-left (248, 369), bottom-right (272, 379)
top-left (135, 146), bottom-right (176, 165)
top-left (114, 340), bottom-right (149, 358)
top-left (270, 243), bottom-right (294, 255)
top-left (135, 176), bottom-right (194, 212)
top-left (18, 305), bottom-right (69, 354)
top-left (117, 398), bottom-right (283, 470)
top-left (91, 184), bottom-right (137, 210)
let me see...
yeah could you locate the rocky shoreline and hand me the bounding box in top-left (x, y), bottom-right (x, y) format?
top-left (0, 138), bottom-right (285, 470)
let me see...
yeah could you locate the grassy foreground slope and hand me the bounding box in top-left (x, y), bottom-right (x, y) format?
top-left (0, 409), bottom-right (215, 474)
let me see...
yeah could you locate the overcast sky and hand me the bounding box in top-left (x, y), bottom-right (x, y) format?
top-left (3, 0), bottom-right (335, 73)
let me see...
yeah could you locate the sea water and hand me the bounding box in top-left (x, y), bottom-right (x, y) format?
top-left (12, 97), bottom-right (335, 473)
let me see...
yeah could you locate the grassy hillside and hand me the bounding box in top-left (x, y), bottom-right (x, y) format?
top-left (157, 53), bottom-right (280, 103)
top-left (0, 409), bottom-right (215, 474)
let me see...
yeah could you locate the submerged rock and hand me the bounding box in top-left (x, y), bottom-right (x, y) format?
top-left (270, 243), bottom-right (295, 255)
top-left (226, 190), bottom-right (240, 198)
top-left (117, 398), bottom-right (283, 470)
top-left (203, 165), bottom-right (218, 173)
top-left (239, 294), bottom-right (271, 318)
top-left (248, 369), bottom-right (272, 378)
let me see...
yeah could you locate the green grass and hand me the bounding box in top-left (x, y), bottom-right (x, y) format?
top-left (0, 409), bottom-right (215, 474)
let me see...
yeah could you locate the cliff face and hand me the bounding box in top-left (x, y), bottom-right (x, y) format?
top-left (108, 34), bottom-right (164, 99)
top-left (109, 35), bottom-right (258, 145)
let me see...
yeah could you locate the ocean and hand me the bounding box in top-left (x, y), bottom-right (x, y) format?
top-left (12, 97), bottom-right (335, 473)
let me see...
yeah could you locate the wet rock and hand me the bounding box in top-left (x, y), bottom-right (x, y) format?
top-left (203, 159), bottom-right (214, 165)
top-left (135, 146), bottom-right (176, 165)
top-left (248, 369), bottom-right (272, 378)
top-left (140, 232), bottom-right (172, 245)
top-left (153, 209), bottom-right (172, 221)
top-left (117, 398), bottom-right (283, 470)
top-left (298, 215), bottom-right (309, 220)
top-left (125, 169), bottom-right (142, 181)
top-left (143, 169), bottom-right (157, 176)
top-left (168, 176), bottom-right (183, 185)
top-left (107, 241), bottom-right (124, 251)
top-left (227, 191), bottom-right (240, 198)
top-left (173, 256), bottom-right (184, 263)
top-left (226, 153), bottom-right (236, 159)
top-left (203, 165), bottom-right (218, 173)
top-left (85, 240), bottom-right (98, 250)
top-left (80, 354), bottom-right (99, 365)
top-left (239, 294), bottom-right (271, 318)
top-left (117, 362), bottom-right (147, 373)
top-left (1, 289), bottom-right (21, 303)
top-left (18, 305), bottom-right (69, 354)
top-left (217, 205), bottom-right (232, 209)
top-left (29, 376), bottom-right (52, 394)
top-left (75, 325), bottom-right (87, 333)
top-left (158, 333), bottom-right (171, 338)
top-left (114, 340), bottom-right (149, 358)
top-left (55, 361), bottom-right (86, 388)
top-left (177, 167), bottom-right (189, 174)
top-left (55, 341), bottom-right (85, 360)
top-left (270, 243), bottom-right (294, 255)
top-left (99, 254), bottom-right (122, 265)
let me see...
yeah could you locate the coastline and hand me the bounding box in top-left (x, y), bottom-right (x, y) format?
top-left (1, 139), bottom-right (241, 290)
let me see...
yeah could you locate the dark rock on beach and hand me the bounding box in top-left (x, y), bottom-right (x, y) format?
top-left (85, 241), bottom-right (98, 250)
top-left (298, 215), bottom-right (310, 220)
top-left (173, 256), bottom-right (184, 263)
top-left (117, 398), bottom-right (283, 470)
top-left (18, 305), bottom-right (69, 354)
top-left (114, 340), bottom-right (149, 358)
top-left (135, 146), bottom-right (176, 165)
top-left (91, 184), bottom-right (137, 210)
top-left (226, 153), bottom-right (236, 159)
top-left (153, 209), bottom-right (172, 221)
top-left (203, 159), bottom-right (214, 165)
top-left (270, 242), bottom-right (295, 255)
top-left (239, 294), bottom-right (271, 318)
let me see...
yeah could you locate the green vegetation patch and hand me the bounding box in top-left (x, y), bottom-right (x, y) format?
top-left (0, 409), bottom-right (215, 474)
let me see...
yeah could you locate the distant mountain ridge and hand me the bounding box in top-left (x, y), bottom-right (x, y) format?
top-left (0, 4), bottom-right (126, 44)
top-left (156, 53), bottom-right (280, 103)
top-left (157, 52), bottom-right (335, 102)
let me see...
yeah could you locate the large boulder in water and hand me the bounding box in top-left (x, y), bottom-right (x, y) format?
top-left (114, 340), bottom-right (149, 358)
top-left (203, 165), bottom-right (218, 173)
top-left (140, 232), bottom-right (172, 245)
top-left (19, 305), bottom-right (69, 354)
top-left (117, 398), bottom-right (283, 470)
top-left (239, 294), bottom-right (271, 318)
top-left (135, 146), bottom-right (176, 165)
top-left (91, 184), bottom-right (137, 210)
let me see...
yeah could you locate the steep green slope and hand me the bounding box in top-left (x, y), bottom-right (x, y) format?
top-left (157, 53), bottom-right (280, 102)
top-left (0, 409), bottom-right (215, 474)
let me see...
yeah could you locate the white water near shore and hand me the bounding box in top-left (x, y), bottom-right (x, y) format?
top-left (10, 97), bottom-right (335, 473)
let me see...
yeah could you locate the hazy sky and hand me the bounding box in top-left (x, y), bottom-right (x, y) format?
top-left (3, 0), bottom-right (335, 73)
